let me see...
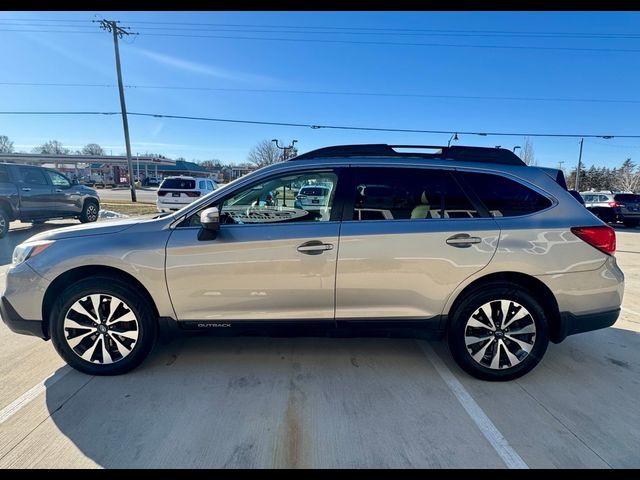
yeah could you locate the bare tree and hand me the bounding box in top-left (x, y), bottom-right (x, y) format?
top-left (32, 140), bottom-right (70, 155)
top-left (521, 137), bottom-right (537, 166)
top-left (81, 143), bottom-right (105, 156)
top-left (247, 139), bottom-right (282, 168)
top-left (0, 135), bottom-right (14, 153)
top-left (616, 158), bottom-right (639, 192)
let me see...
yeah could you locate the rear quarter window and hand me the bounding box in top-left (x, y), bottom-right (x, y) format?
top-left (458, 171), bottom-right (552, 217)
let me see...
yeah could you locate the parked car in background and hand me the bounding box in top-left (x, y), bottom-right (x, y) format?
top-left (2, 144), bottom-right (623, 381)
top-left (580, 191), bottom-right (640, 228)
top-left (0, 163), bottom-right (100, 238)
top-left (156, 175), bottom-right (217, 212)
top-left (294, 183), bottom-right (333, 211)
top-left (143, 177), bottom-right (161, 187)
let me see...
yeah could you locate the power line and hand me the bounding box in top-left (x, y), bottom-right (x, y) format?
top-left (3, 18), bottom-right (639, 38)
top-left (113, 33), bottom-right (640, 54)
top-left (0, 29), bottom-right (102, 34)
top-left (2, 81), bottom-right (640, 105)
top-left (0, 110), bottom-right (636, 139)
top-left (1, 26), bottom-right (639, 53)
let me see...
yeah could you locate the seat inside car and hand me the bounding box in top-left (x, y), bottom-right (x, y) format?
top-left (411, 191), bottom-right (431, 219)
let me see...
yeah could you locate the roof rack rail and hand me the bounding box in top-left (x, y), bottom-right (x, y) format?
top-left (290, 144), bottom-right (526, 166)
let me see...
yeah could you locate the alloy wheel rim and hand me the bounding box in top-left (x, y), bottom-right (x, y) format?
top-left (464, 300), bottom-right (536, 370)
top-left (87, 205), bottom-right (98, 221)
top-left (63, 294), bottom-right (139, 364)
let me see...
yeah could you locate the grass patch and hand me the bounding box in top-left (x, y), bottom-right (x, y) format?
top-left (101, 202), bottom-right (158, 216)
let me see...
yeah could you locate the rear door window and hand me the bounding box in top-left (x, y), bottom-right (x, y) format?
top-left (458, 171), bottom-right (552, 217)
top-left (0, 165), bottom-right (9, 183)
top-left (349, 168), bottom-right (479, 221)
top-left (18, 167), bottom-right (48, 186)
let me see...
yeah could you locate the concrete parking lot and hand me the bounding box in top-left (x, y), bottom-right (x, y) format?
top-left (0, 221), bottom-right (639, 468)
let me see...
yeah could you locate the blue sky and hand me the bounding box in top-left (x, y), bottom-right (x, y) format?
top-left (0, 11), bottom-right (639, 169)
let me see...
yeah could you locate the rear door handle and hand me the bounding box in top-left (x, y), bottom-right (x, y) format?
top-left (55, 189), bottom-right (63, 192)
top-left (446, 234), bottom-right (482, 248)
top-left (21, 187), bottom-right (31, 192)
top-left (297, 240), bottom-right (334, 255)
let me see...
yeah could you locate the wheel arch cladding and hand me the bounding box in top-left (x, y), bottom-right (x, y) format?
top-left (42, 265), bottom-right (159, 338)
top-left (448, 271), bottom-right (562, 343)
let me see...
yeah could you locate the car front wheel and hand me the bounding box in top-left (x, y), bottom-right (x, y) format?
top-left (50, 277), bottom-right (157, 375)
top-left (448, 283), bottom-right (549, 381)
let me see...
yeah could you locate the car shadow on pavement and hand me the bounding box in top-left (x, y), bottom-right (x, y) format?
top-left (40, 324), bottom-right (640, 468)
top-left (0, 221), bottom-right (79, 266)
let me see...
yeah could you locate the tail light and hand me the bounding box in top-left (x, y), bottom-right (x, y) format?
top-left (571, 226), bottom-right (616, 256)
top-left (608, 201), bottom-right (624, 208)
top-left (185, 191), bottom-right (201, 198)
top-left (157, 190), bottom-right (168, 197)
top-left (296, 195), bottom-right (306, 200)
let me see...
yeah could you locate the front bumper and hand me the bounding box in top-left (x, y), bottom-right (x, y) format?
top-left (555, 308), bottom-right (620, 343)
top-left (1, 295), bottom-right (48, 339)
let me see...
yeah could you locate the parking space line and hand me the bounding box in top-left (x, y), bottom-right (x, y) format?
top-left (0, 366), bottom-right (72, 425)
top-left (417, 341), bottom-right (529, 469)
top-left (621, 306), bottom-right (640, 318)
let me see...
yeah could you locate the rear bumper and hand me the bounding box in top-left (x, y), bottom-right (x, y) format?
top-left (1, 296), bottom-right (48, 339)
top-left (554, 308), bottom-right (620, 343)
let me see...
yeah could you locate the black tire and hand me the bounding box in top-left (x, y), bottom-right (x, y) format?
top-left (448, 282), bottom-right (549, 381)
top-left (0, 207), bottom-right (8, 239)
top-left (79, 199), bottom-right (99, 223)
top-left (623, 219), bottom-right (639, 228)
top-left (50, 276), bottom-right (157, 375)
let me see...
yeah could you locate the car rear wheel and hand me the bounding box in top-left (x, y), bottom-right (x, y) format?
top-left (0, 208), bottom-right (8, 238)
top-left (448, 283), bottom-right (549, 381)
top-left (80, 200), bottom-right (99, 223)
top-left (50, 277), bottom-right (157, 375)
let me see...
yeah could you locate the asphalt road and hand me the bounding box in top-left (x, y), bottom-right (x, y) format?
top-left (0, 225), bottom-right (639, 468)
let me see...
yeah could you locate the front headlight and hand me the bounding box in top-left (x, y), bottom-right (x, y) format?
top-left (12, 240), bottom-right (55, 265)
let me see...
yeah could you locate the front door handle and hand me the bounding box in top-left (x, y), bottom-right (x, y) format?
top-left (55, 189), bottom-right (63, 192)
top-left (297, 240), bottom-right (334, 255)
top-left (22, 187), bottom-right (31, 192)
top-left (446, 234), bottom-right (482, 248)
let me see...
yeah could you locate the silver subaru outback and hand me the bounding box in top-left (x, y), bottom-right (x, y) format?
top-left (1, 144), bottom-right (624, 381)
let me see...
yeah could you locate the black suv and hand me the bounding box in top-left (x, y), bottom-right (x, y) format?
top-left (580, 191), bottom-right (640, 228)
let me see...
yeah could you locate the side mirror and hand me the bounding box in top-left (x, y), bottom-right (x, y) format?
top-left (198, 207), bottom-right (220, 241)
top-left (71, 179), bottom-right (79, 186)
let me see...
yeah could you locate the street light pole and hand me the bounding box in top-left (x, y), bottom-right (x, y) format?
top-left (272, 139), bottom-right (298, 207)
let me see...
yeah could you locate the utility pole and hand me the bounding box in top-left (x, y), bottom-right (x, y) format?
top-left (575, 138), bottom-right (584, 191)
top-left (97, 19), bottom-right (137, 202)
top-left (558, 160), bottom-right (565, 170)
